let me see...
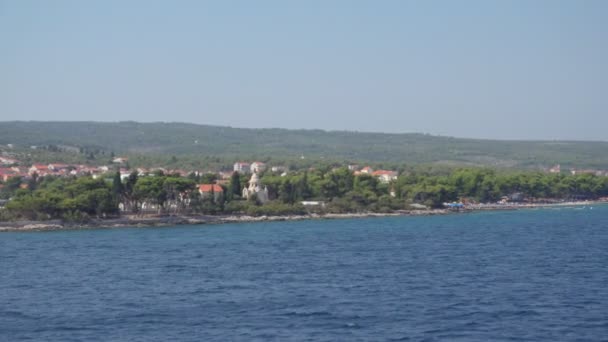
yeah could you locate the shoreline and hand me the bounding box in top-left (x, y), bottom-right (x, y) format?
top-left (0, 200), bottom-right (603, 232)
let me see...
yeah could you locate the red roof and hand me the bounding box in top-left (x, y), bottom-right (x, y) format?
top-left (198, 184), bottom-right (223, 193)
top-left (371, 170), bottom-right (397, 176)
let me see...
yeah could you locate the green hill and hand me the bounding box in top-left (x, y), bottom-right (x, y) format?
top-left (0, 121), bottom-right (607, 169)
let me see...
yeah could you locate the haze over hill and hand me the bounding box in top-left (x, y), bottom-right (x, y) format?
top-left (1, 121), bottom-right (607, 169)
top-left (2, 2), bottom-right (608, 140)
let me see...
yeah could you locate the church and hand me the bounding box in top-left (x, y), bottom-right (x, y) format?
top-left (242, 173), bottom-right (269, 203)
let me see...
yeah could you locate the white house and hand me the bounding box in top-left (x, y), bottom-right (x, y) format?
top-left (371, 170), bottom-right (398, 183)
top-left (250, 161), bottom-right (267, 173)
top-left (112, 157), bottom-right (128, 164)
top-left (233, 162), bottom-right (250, 173)
top-left (271, 165), bottom-right (288, 173)
top-left (0, 157), bottom-right (19, 165)
top-left (360, 166), bottom-right (374, 174)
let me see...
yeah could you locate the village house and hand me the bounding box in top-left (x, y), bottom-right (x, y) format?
top-left (250, 161), bottom-right (267, 173)
top-left (271, 166), bottom-right (288, 173)
top-left (570, 169), bottom-right (606, 176)
top-left (0, 157), bottom-right (19, 165)
top-left (219, 171), bottom-right (233, 180)
top-left (371, 170), bottom-right (399, 183)
top-left (301, 201), bottom-right (325, 207)
top-left (29, 164), bottom-right (50, 176)
top-left (198, 184), bottom-right (224, 201)
top-left (112, 157), bottom-right (128, 164)
top-left (233, 162), bottom-right (250, 173)
top-left (360, 166), bottom-right (374, 174)
top-left (71, 165), bottom-right (102, 177)
top-left (0, 168), bottom-right (17, 181)
top-left (119, 168), bottom-right (132, 180)
top-left (548, 164), bottom-right (561, 173)
top-left (48, 163), bottom-right (74, 174)
top-left (0, 167), bottom-right (29, 182)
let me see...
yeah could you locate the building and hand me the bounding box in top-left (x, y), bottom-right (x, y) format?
top-left (198, 184), bottom-right (224, 201)
top-left (360, 166), bottom-right (374, 174)
top-left (48, 163), bottom-right (72, 172)
top-left (250, 161), bottom-right (267, 173)
top-left (112, 157), bottom-right (128, 164)
top-left (233, 162), bottom-right (250, 173)
top-left (0, 157), bottom-right (19, 165)
top-left (570, 169), bottom-right (602, 176)
top-left (118, 168), bottom-right (133, 181)
top-left (301, 201), bottom-right (325, 207)
top-left (29, 164), bottom-right (50, 176)
top-left (549, 164), bottom-right (561, 174)
top-left (0, 168), bottom-right (18, 181)
top-left (271, 166), bottom-right (288, 173)
top-left (242, 173), bottom-right (269, 203)
top-left (371, 170), bottom-right (398, 183)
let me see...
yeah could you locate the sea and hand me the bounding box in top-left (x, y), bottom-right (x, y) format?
top-left (1, 205), bottom-right (607, 341)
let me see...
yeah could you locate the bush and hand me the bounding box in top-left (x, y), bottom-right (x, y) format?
top-left (0, 209), bottom-right (16, 222)
top-left (245, 201), bottom-right (307, 217)
top-left (223, 200), bottom-right (248, 214)
top-left (62, 210), bottom-right (91, 223)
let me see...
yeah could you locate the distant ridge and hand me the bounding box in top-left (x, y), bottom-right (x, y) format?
top-left (1, 121), bottom-right (607, 169)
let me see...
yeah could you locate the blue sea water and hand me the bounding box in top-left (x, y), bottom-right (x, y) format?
top-left (1, 206), bottom-right (608, 341)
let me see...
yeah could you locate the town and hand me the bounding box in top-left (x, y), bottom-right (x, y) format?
top-left (2, 149), bottom-right (608, 223)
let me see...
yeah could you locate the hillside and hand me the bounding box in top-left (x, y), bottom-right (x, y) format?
top-left (1, 121), bottom-right (607, 169)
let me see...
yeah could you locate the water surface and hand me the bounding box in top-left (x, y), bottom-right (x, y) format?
top-left (2, 206), bottom-right (608, 341)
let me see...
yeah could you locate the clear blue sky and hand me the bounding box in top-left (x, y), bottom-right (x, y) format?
top-left (1, 0), bottom-right (607, 140)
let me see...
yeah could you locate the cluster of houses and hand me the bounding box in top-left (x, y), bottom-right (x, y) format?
top-left (4, 157), bottom-right (607, 190)
top-left (233, 161), bottom-right (287, 174)
top-left (233, 161), bottom-right (399, 184)
top-left (548, 164), bottom-right (608, 176)
top-left (0, 161), bottom-right (114, 182)
top-left (348, 165), bottom-right (399, 183)
top-left (1, 154), bottom-right (402, 186)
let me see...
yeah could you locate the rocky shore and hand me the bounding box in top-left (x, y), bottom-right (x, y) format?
top-left (0, 201), bottom-right (603, 232)
top-left (0, 210), bottom-right (449, 232)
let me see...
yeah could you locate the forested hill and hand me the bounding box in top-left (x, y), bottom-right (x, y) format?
top-left (1, 121), bottom-right (607, 169)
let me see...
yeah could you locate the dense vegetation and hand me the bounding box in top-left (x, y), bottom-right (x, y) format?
top-left (1, 176), bottom-right (119, 221)
top-left (393, 169), bottom-right (608, 207)
top-left (1, 167), bottom-right (607, 221)
top-left (1, 121), bottom-right (608, 169)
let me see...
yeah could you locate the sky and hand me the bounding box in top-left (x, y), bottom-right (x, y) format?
top-left (1, 0), bottom-right (607, 140)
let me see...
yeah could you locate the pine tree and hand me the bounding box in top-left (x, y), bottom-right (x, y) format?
top-left (229, 172), bottom-right (241, 199)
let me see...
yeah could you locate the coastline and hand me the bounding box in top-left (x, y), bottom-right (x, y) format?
top-left (0, 200), bottom-right (603, 232)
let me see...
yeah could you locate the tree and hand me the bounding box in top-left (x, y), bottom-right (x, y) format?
top-left (200, 173), bottom-right (218, 184)
top-left (27, 172), bottom-right (39, 192)
top-left (112, 171), bottom-right (124, 200)
top-left (134, 177), bottom-right (167, 214)
top-left (229, 172), bottom-right (242, 199)
top-left (123, 172), bottom-right (139, 212)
